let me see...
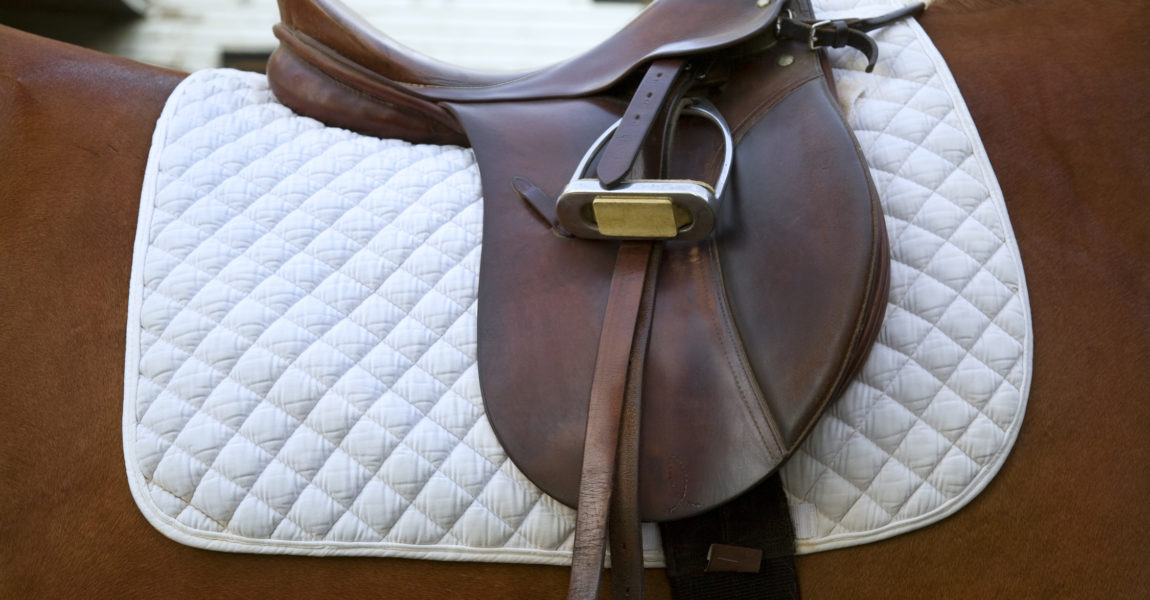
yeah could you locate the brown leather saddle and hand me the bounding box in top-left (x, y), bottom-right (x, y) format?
top-left (267, 0), bottom-right (918, 597)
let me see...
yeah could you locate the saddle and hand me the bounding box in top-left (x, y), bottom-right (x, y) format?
top-left (266, 0), bottom-right (917, 597)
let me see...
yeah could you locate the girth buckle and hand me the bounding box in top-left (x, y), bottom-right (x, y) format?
top-left (556, 99), bottom-right (733, 241)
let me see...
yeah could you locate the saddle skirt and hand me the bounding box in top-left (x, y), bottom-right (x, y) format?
top-left (121, 0), bottom-right (1030, 565)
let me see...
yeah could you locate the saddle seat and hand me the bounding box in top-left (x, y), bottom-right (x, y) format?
top-left (270, 0), bottom-right (790, 144)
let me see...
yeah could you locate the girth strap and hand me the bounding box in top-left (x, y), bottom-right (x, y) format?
top-left (568, 241), bottom-right (661, 600)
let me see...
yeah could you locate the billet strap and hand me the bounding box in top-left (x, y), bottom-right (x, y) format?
top-left (568, 241), bottom-right (662, 600)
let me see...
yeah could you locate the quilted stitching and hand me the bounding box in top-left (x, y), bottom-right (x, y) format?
top-left (130, 74), bottom-right (577, 553)
top-left (123, 1), bottom-right (1030, 564)
top-left (782, 8), bottom-right (1029, 551)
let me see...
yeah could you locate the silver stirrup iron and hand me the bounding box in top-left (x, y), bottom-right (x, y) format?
top-left (556, 98), bottom-right (734, 241)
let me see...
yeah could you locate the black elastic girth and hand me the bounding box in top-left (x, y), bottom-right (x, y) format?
top-left (659, 474), bottom-right (799, 600)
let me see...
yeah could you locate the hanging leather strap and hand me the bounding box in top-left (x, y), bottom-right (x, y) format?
top-left (608, 240), bottom-right (663, 600)
top-left (568, 241), bottom-right (661, 600)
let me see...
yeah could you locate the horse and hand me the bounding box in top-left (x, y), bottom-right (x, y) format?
top-left (1, 0), bottom-right (1146, 597)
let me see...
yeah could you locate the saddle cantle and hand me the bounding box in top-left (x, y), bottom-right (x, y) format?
top-left (266, 0), bottom-right (917, 596)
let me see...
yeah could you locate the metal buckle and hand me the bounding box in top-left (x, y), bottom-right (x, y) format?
top-left (807, 19), bottom-right (832, 51)
top-left (555, 99), bottom-right (733, 241)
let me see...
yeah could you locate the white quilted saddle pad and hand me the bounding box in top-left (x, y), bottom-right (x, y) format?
top-left (123, 0), bottom-right (1031, 565)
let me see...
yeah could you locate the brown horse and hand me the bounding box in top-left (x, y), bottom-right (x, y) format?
top-left (1, 0), bottom-right (1147, 597)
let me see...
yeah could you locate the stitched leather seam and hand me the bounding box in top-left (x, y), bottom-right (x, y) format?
top-left (701, 240), bottom-right (784, 460)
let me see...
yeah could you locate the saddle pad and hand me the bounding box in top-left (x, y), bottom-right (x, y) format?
top-left (123, 0), bottom-right (1031, 564)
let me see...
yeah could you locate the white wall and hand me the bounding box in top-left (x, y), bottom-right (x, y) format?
top-left (91, 0), bottom-right (644, 72)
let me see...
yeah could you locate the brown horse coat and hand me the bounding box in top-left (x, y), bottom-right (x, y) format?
top-left (1, 0), bottom-right (1147, 596)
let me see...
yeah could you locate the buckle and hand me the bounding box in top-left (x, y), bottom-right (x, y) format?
top-left (774, 3), bottom-right (926, 72)
top-left (807, 19), bottom-right (832, 51)
top-left (555, 99), bottom-right (733, 241)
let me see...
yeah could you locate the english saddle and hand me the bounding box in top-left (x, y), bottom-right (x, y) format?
top-left (266, 0), bottom-right (918, 597)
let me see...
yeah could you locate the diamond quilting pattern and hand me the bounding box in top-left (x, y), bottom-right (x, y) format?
top-left (781, 8), bottom-right (1029, 551)
top-left (124, 2), bottom-right (1029, 564)
top-left (128, 73), bottom-right (574, 553)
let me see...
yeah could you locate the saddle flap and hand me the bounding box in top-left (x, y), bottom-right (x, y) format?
top-left (458, 16), bottom-right (889, 521)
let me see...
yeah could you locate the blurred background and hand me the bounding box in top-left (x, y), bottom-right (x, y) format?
top-left (0, 0), bottom-right (646, 72)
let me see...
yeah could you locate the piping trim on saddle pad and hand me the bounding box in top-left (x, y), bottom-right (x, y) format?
top-left (123, 0), bottom-right (1030, 565)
